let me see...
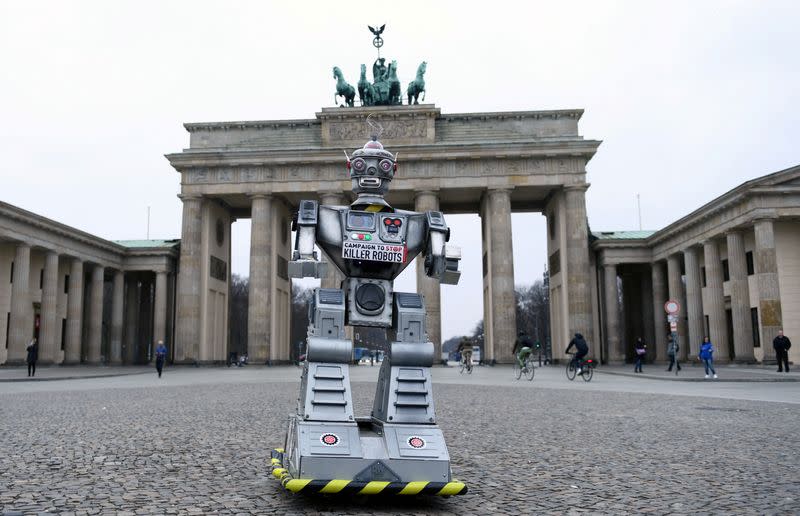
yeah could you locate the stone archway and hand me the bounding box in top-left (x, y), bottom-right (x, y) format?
top-left (167, 104), bottom-right (601, 364)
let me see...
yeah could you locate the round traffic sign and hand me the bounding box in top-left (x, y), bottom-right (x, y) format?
top-left (664, 300), bottom-right (681, 314)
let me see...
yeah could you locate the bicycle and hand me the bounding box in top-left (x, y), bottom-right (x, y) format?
top-left (513, 354), bottom-right (535, 381)
top-left (565, 352), bottom-right (594, 382)
top-left (459, 353), bottom-right (473, 374)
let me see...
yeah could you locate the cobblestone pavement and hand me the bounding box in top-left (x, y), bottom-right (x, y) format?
top-left (1, 367), bottom-right (798, 515)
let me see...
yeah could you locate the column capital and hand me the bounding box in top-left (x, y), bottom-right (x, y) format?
top-left (319, 191), bottom-right (348, 205)
top-left (178, 194), bottom-right (203, 202)
top-left (484, 187), bottom-right (513, 201)
top-left (752, 216), bottom-right (777, 225)
top-left (563, 183), bottom-right (590, 193)
top-left (414, 189), bottom-right (440, 198)
top-left (724, 228), bottom-right (744, 237)
top-left (683, 245), bottom-right (700, 256)
top-left (249, 193), bottom-right (273, 201)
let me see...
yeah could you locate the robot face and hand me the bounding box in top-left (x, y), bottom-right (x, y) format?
top-left (348, 139), bottom-right (396, 195)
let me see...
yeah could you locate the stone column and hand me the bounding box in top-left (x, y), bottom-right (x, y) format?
top-left (487, 188), bottom-right (517, 363)
top-left (603, 264), bottom-right (623, 363)
top-left (248, 194), bottom-right (273, 363)
top-left (8, 243), bottom-right (32, 363)
top-left (320, 192), bottom-right (347, 290)
top-left (87, 264), bottom-right (105, 363)
top-left (124, 275), bottom-right (140, 364)
top-left (666, 254), bottom-right (687, 360)
top-left (703, 239), bottom-right (729, 361)
top-left (139, 275), bottom-right (154, 362)
top-left (683, 246), bottom-right (705, 359)
top-left (153, 271), bottom-right (168, 350)
top-left (38, 251), bottom-right (60, 364)
top-left (651, 262), bottom-right (668, 361)
top-left (754, 218), bottom-right (782, 362)
top-left (641, 267), bottom-right (656, 362)
top-left (415, 190), bottom-right (443, 363)
top-left (564, 185), bottom-right (594, 342)
top-left (175, 195), bottom-right (203, 363)
top-left (726, 230), bottom-right (755, 362)
top-left (64, 258), bottom-right (84, 364)
top-left (110, 270), bottom-right (124, 365)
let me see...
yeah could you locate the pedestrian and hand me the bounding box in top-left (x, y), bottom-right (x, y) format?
top-left (698, 336), bottom-right (718, 379)
top-left (773, 329), bottom-right (792, 373)
top-left (26, 337), bottom-right (38, 377)
top-left (633, 337), bottom-right (646, 373)
top-left (666, 333), bottom-right (681, 372)
top-left (155, 340), bottom-right (167, 378)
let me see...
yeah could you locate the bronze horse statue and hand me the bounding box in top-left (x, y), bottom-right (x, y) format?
top-left (333, 66), bottom-right (355, 107)
top-left (407, 61), bottom-right (426, 105)
top-left (387, 60), bottom-right (402, 105)
top-left (357, 64), bottom-right (375, 106)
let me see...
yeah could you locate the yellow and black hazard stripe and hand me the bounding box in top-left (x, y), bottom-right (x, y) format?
top-left (269, 449), bottom-right (467, 496)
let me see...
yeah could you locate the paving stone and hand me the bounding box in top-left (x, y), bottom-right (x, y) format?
top-left (1, 369), bottom-right (799, 514)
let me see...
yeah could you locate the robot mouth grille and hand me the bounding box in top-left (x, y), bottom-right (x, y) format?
top-left (359, 177), bottom-right (381, 188)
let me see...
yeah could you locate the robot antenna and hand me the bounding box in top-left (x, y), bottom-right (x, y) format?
top-left (366, 114), bottom-right (383, 141)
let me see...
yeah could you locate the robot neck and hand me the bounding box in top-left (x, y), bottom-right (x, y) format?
top-left (350, 193), bottom-right (394, 212)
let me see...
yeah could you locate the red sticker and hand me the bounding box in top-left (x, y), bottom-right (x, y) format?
top-left (408, 436), bottom-right (426, 449)
top-left (320, 433), bottom-right (340, 446)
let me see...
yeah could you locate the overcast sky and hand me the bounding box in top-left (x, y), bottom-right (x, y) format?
top-left (2, 1), bottom-right (798, 341)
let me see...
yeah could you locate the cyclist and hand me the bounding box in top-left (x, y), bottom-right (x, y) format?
top-left (513, 331), bottom-right (534, 369)
top-left (566, 332), bottom-right (589, 375)
top-left (457, 336), bottom-right (473, 369)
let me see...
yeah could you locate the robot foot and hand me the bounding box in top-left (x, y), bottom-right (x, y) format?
top-left (271, 416), bottom-right (467, 496)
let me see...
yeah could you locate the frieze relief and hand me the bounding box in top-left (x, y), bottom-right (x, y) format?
top-left (184, 166), bottom-right (276, 184)
top-left (327, 119), bottom-right (427, 142)
top-left (183, 157), bottom-right (582, 185)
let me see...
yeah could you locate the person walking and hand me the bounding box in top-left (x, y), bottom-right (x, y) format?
top-left (26, 337), bottom-right (38, 377)
top-left (666, 333), bottom-right (681, 373)
top-left (155, 340), bottom-right (167, 378)
top-left (633, 337), bottom-right (646, 373)
top-left (773, 329), bottom-right (792, 373)
top-left (699, 336), bottom-right (718, 379)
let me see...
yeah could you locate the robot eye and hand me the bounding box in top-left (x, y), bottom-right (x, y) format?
top-left (383, 218), bottom-right (391, 225)
top-left (393, 219), bottom-right (401, 226)
top-left (352, 158), bottom-right (366, 172)
top-left (379, 159), bottom-right (393, 173)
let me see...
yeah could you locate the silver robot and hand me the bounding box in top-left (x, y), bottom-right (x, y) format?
top-left (275, 136), bottom-right (465, 495)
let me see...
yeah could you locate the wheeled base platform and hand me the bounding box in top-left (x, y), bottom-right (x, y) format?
top-left (270, 416), bottom-right (466, 496)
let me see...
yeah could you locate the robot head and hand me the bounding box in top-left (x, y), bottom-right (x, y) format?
top-left (347, 137), bottom-right (396, 197)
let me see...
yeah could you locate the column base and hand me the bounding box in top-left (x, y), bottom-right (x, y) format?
top-left (1, 360), bottom-right (28, 367)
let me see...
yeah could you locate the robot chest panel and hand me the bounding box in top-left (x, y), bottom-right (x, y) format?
top-left (341, 211), bottom-right (407, 264)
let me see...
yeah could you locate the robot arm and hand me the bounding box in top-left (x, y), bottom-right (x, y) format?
top-left (288, 200), bottom-right (328, 279)
top-left (423, 211), bottom-right (461, 285)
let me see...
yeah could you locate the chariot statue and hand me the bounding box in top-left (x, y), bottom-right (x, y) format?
top-left (331, 25), bottom-right (428, 107)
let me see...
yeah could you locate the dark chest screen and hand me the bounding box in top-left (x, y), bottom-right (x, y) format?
top-left (347, 212), bottom-right (375, 230)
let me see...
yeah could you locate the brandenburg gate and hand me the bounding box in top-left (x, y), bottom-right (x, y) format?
top-left (166, 104), bottom-right (602, 364)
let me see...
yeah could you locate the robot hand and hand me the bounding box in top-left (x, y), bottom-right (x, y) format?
top-left (425, 245), bottom-right (461, 285)
top-left (288, 256), bottom-right (328, 279)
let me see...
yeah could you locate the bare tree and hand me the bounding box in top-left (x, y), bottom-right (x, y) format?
top-left (229, 274), bottom-right (249, 356)
top-left (290, 284), bottom-right (314, 362)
